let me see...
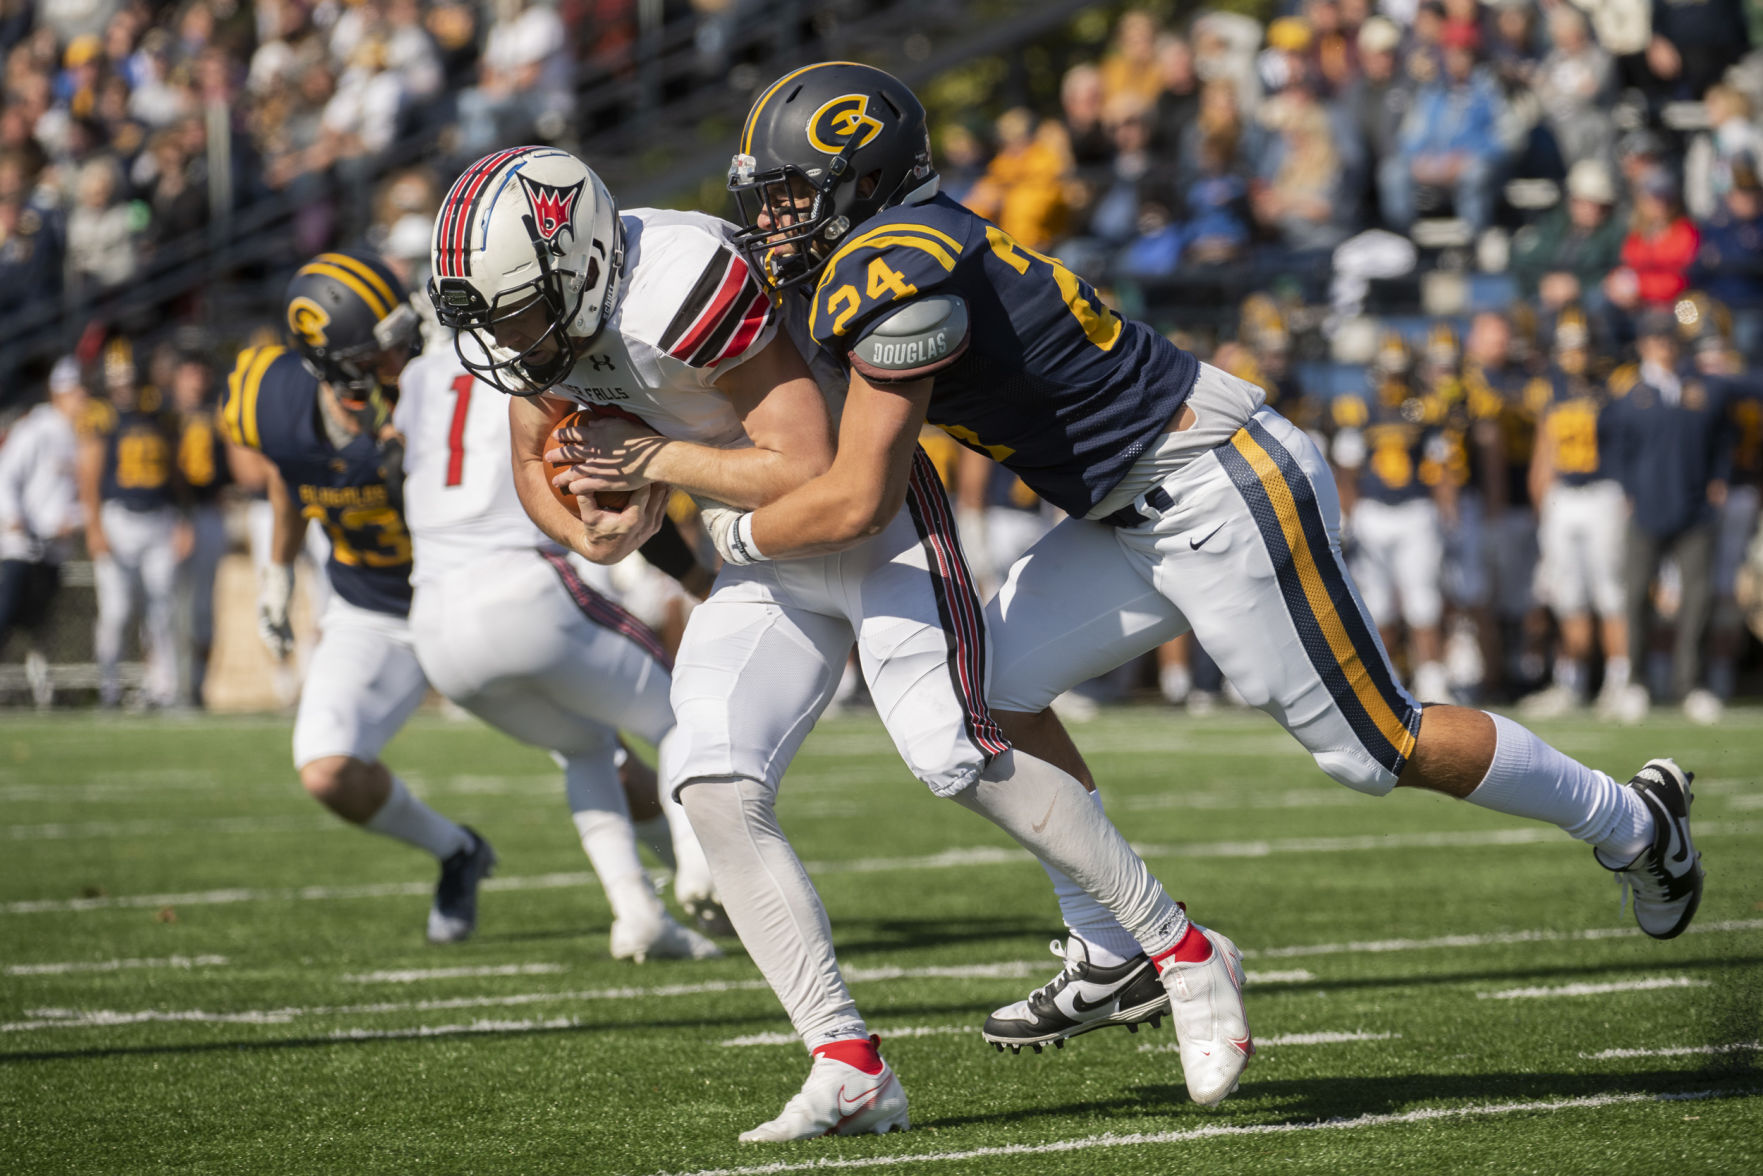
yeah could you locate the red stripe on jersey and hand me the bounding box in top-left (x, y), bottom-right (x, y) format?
top-left (439, 148), bottom-right (522, 277)
top-left (706, 289), bottom-right (774, 368)
top-left (666, 255), bottom-right (747, 362)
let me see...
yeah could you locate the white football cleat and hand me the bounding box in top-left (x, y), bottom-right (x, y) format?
top-left (1594, 758), bottom-right (1704, 940)
top-left (609, 911), bottom-right (722, 962)
top-left (1158, 925), bottom-right (1253, 1106)
top-left (739, 1037), bottom-right (909, 1142)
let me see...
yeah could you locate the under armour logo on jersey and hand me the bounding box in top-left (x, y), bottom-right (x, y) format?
top-left (586, 354), bottom-right (615, 371)
top-left (517, 174), bottom-right (585, 246)
top-left (807, 94), bottom-right (884, 154)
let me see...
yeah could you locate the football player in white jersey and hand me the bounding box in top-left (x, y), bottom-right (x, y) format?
top-left (395, 348), bottom-right (722, 961)
top-left (429, 146), bottom-right (1200, 1141)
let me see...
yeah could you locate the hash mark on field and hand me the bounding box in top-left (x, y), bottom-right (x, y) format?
top-left (1583, 1042), bottom-right (1761, 1060)
top-left (1138, 1030), bottom-right (1398, 1053)
top-left (3, 954), bottom-right (228, 976)
top-left (721, 1026), bottom-right (974, 1047)
top-left (342, 964), bottom-right (568, 983)
top-left (1246, 918), bottom-right (1763, 958)
top-left (1478, 976), bottom-right (1711, 1000)
top-left (649, 1088), bottom-right (1757, 1176)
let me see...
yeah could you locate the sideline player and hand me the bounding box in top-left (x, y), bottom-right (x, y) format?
top-left (684, 61), bottom-right (1702, 1047)
top-left (78, 340), bottom-right (186, 709)
top-left (429, 146), bottom-right (1214, 1140)
top-left (221, 249), bottom-right (495, 943)
top-left (395, 347), bottom-right (721, 961)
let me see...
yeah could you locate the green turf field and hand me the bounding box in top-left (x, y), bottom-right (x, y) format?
top-left (1, 706), bottom-right (1759, 1175)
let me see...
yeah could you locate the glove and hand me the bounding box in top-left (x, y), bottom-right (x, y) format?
top-left (696, 498), bottom-right (750, 566)
top-left (258, 563), bottom-right (295, 660)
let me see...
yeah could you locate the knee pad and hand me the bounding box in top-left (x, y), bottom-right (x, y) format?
top-left (1312, 747), bottom-right (1398, 797)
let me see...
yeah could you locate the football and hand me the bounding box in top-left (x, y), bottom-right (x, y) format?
top-left (546, 407), bottom-right (634, 512)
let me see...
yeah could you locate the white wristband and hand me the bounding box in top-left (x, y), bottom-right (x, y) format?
top-left (726, 511), bottom-right (769, 566)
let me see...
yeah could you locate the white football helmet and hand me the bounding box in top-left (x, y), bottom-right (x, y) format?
top-left (428, 146), bottom-right (626, 395)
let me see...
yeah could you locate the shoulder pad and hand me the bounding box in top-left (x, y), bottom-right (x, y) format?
top-left (221, 346), bottom-right (292, 450)
top-left (849, 294), bottom-right (969, 384)
top-left (1608, 363), bottom-right (1639, 397)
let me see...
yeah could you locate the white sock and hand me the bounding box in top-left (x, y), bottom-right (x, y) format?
top-left (1465, 713), bottom-right (1652, 861)
top-left (1603, 656), bottom-right (1631, 690)
top-left (954, 752), bottom-right (1185, 957)
top-left (563, 753), bottom-right (657, 925)
top-left (1035, 788), bottom-right (1145, 965)
top-left (1159, 664), bottom-right (1191, 706)
top-left (632, 815), bottom-right (677, 870)
top-left (1552, 657), bottom-right (1584, 695)
top-left (364, 775), bottom-right (471, 859)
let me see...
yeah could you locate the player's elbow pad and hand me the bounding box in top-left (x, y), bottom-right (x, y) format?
top-left (848, 294), bottom-right (970, 384)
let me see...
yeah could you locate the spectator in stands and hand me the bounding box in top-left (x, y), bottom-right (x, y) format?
top-left (1640, 0), bottom-right (1749, 104)
top-left (1179, 76), bottom-right (1247, 178)
top-left (141, 129), bottom-right (206, 257)
top-left (64, 154), bottom-right (138, 298)
top-left (1344, 17), bottom-right (1412, 223)
top-left (1695, 156), bottom-right (1763, 354)
top-left (1378, 29), bottom-right (1506, 232)
top-left (1099, 8), bottom-right (1163, 108)
top-left (1151, 35), bottom-right (1199, 152)
top-left (1061, 63), bottom-right (1113, 174)
top-left (1605, 167), bottom-right (1701, 318)
top-left (1533, 5), bottom-right (1614, 170)
top-left (0, 356), bottom-right (86, 705)
top-left (1302, 0), bottom-right (1357, 96)
top-left (1175, 131), bottom-right (1251, 266)
top-left (1190, 9), bottom-right (1263, 119)
top-left (0, 148), bottom-right (62, 310)
top-left (1605, 310), bottom-right (1734, 724)
top-left (455, 0), bottom-right (573, 156)
top-left (964, 107), bottom-right (1073, 252)
top-left (1510, 158), bottom-right (1625, 310)
top-left (1684, 83), bottom-right (1763, 221)
top-left (1251, 77), bottom-right (1352, 253)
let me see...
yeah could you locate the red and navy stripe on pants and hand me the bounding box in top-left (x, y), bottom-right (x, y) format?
top-left (539, 549), bottom-right (673, 671)
top-left (902, 447), bottom-right (1011, 762)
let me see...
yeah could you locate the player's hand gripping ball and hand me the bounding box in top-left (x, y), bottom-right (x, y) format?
top-left (546, 406), bottom-right (641, 512)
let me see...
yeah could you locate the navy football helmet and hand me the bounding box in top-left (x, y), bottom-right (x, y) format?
top-left (283, 249), bottom-right (420, 409)
top-left (728, 61), bottom-right (938, 290)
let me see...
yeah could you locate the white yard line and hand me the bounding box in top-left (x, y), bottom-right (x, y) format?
top-left (722, 1026), bottom-right (975, 1048)
top-left (1478, 976), bottom-right (1711, 1000)
top-left (1582, 1042), bottom-right (1760, 1060)
top-left (1245, 918), bottom-right (1763, 959)
top-left (342, 964), bottom-right (568, 983)
top-left (1138, 1030), bottom-right (1399, 1053)
top-left (648, 1088), bottom-right (1754, 1176)
top-left (5, 816), bottom-right (333, 840)
top-left (4, 954), bottom-right (228, 976)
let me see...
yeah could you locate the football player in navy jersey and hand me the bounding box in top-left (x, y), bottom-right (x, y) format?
top-left (222, 250), bottom-right (497, 944)
top-left (633, 62), bottom-right (1702, 1063)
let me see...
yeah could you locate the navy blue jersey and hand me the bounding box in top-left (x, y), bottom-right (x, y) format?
top-left (90, 400), bottom-right (180, 511)
top-left (178, 410), bottom-right (231, 505)
top-left (804, 194), bottom-right (1196, 516)
top-left (1329, 385), bottom-right (1452, 506)
top-left (220, 346), bottom-right (413, 616)
top-left (1537, 366), bottom-right (1615, 487)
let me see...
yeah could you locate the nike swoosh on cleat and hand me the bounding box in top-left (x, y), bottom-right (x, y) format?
top-left (1069, 990), bottom-right (1117, 1014)
top-left (837, 1084), bottom-right (884, 1115)
top-left (1228, 1035), bottom-right (1253, 1055)
top-left (1031, 797), bottom-right (1057, 834)
top-left (1189, 523), bottom-right (1225, 550)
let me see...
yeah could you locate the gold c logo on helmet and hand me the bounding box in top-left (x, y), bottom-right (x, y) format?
top-left (287, 297), bottom-right (331, 348)
top-left (806, 94), bottom-right (884, 154)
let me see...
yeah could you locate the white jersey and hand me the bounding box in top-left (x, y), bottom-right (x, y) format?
top-left (396, 349), bottom-right (552, 588)
top-left (544, 209), bottom-right (781, 447)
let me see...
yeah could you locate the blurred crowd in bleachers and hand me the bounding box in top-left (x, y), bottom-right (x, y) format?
top-left (4, 0), bottom-right (1763, 722)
